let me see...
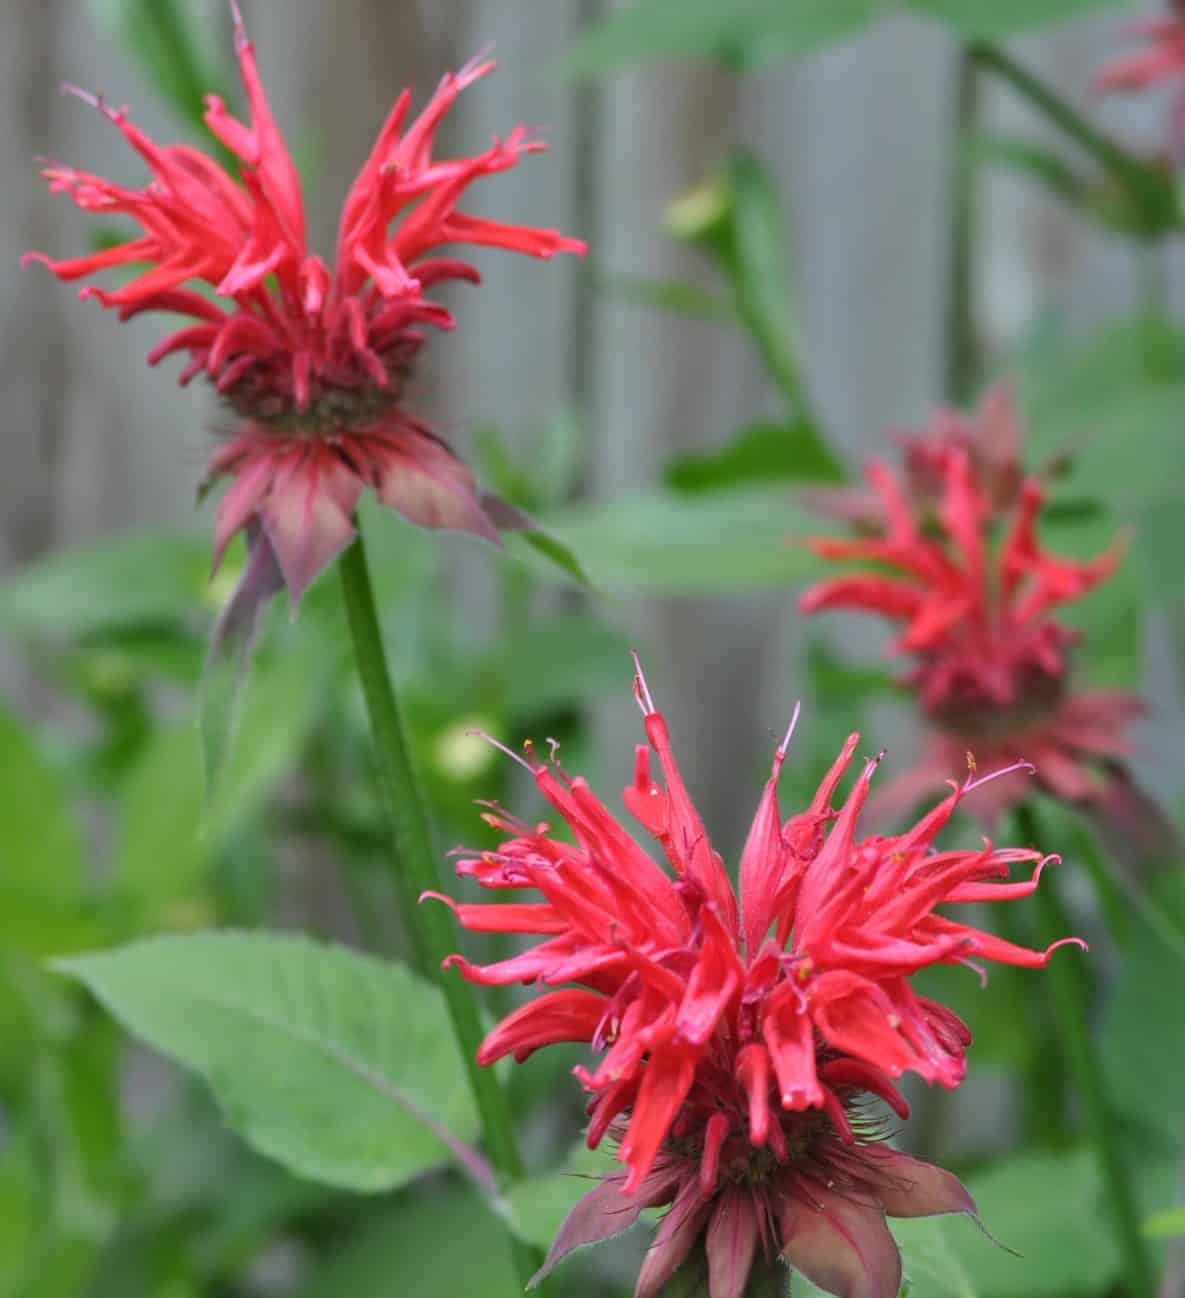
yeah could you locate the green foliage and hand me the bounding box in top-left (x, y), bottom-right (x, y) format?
top-left (89, 0), bottom-right (235, 138)
top-left (565, 0), bottom-right (1134, 75)
top-left (564, 0), bottom-right (882, 76)
top-left (296, 1185), bottom-right (519, 1298)
top-left (907, 0), bottom-right (1133, 37)
top-left (539, 486), bottom-right (822, 594)
top-left (56, 933), bottom-right (479, 1193)
top-left (665, 420), bottom-right (846, 493)
top-left (0, 532), bottom-right (214, 640)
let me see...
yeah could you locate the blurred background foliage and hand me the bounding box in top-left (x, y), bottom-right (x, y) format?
top-left (2, 1), bottom-right (1185, 1297)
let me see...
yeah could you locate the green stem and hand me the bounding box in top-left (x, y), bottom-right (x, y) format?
top-left (947, 46), bottom-right (981, 404)
top-left (338, 528), bottom-right (539, 1289)
top-left (968, 43), bottom-right (1169, 228)
top-left (1018, 803), bottom-right (1156, 1298)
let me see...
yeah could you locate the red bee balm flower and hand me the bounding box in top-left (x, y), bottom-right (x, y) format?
top-left (800, 447), bottom-right (1142, 824)
top-left (431, 664), bottom-right (1080, 1298)
top-left (25, 3), bottom-right (584, 609)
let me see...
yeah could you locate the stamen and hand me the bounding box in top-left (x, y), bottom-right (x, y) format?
top-left (466, 729), bottom-right (535, 774)
top-left (962, 757), bottom-right (1036, 798)
top-left (631, 649), bottom-right (656, 717)
top-left (777, 701), bottom-right (803, 759)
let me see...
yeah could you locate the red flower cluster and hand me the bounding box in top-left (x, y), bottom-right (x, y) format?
top-left (1094, 2), bottom-right (1185, 163)
top-left (25, 4), bottom-right (583, 609)
top-left (800, 420), bottom-right (1141, 823)
top-left (434, 664), bottom-right (1079, 1298)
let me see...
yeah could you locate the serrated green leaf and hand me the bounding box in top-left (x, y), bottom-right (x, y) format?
top-left (906, 0), bottom-right (1134, 37)
top-left (0, 532), bottom-right (213, 640)
top-left (55, 933), bottom-right (479, 1193)
top-left (537, 486), bottom-right (822, 594)
top-left (564, 0), bottom-right (883, 77)
top-left (666, 419), bottom-right (846, 493)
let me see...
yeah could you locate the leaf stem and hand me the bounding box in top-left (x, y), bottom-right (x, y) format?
top-left (1017, 802), bottom-right (1156, 1298)
top-left (968, 42), bottom-right (1171, 232)
top-left (338, 528), bottom-right (539, 1289)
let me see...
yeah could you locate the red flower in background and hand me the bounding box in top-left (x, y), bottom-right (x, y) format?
top-left (25, 3), bottom-right (583, 611)
top-left (1094, 1), bottom-right (1185, 163)
top-left (800, 437), bottom-right (1142, 824)
top-left (806, 381), bottom-right (1023, 533)
top-left (432, 663), bottom-right (1080, 1298)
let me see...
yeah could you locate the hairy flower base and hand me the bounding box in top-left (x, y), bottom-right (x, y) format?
top-left (205, 415), bottom-right (517, 607)
top-left (436, 664), bottom-right (1080, 1298)
top-left (536, 1122), bottom-right (974, 1298)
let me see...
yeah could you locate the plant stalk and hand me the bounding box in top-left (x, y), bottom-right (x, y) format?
top-left (338, 528), bottom-right (539, 1289)
top-left (968, 42), bottom-right (1170, 229)
top-left (1018, 803), bottom-right (1156, 1298)
top-left (947, 45), bottom-right (981, 403)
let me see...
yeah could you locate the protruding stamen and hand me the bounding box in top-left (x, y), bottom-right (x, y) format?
top-left (466, 729), bottom-right (535, 774)
top-left (963, 757), bottom-right (1036, 798)
top-left (631, 649), bottom-right (656, 717)
top-left (777, 701), bottom-right (803, 760)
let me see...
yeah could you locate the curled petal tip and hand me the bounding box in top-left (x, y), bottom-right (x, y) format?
top-left (1045, 935), bottom-right (1089, 962)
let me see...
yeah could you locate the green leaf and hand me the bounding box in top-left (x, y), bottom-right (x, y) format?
top-left (509, 526), bottom-right (595, 590)
top-left (906, 0), bottom-right (1134, 37)
top-left (1144, 1206), bottom-right (1185, 1239)
top-left (494, 613), bottom-right (630, 721)
top-left (892, 1216), bottom-right (980, 1298)
top-left (1101, 875), bottom-right (1185, 1144)
top-left (0, 704), bottom-right (84, 887)
top-left (944, 1149), bottom-right (1118, 1298)
top-left (89, 0), bottom-right (235, 140)
top-left (727, 155), bottom-right (808, 411)
top-left (564, 0), bottom-right (883, 76)
top-left (665, 419), bottom-right (846, 493)
top-left (968, 132), bottom-right (1087, 207)
top-left (506, 1144), bottom-right (617, 1250)
top-left (538, 486), bottom-right (822, 594)
top-left (297, 1186), bottom-right (518, 1298)
top-left (112, 722), bottom-right (207, 915)
top-left (0, 706), bottom-right (95, 956)
top-left (0, 532), bottom-right (214, 640)
top-left (203, 632), bottom-right (326, 839)
top-left (55, 933), bottom-right (479, 1193)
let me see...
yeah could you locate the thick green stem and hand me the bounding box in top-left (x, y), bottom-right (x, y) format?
top-left (968, 43), bottom-right (1170, 229)
top-left (338, 529), bottom-right (539, 1289)
top-left (1018, 804), bottom-right (1156, 1298)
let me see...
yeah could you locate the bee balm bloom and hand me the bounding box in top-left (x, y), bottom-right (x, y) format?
top-left (25, 4), bottom-right (584, 611)
top-left (432, 663), bottom-right (1080, 1298)
top-left (800, 446), bottom-right (1142, 825)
